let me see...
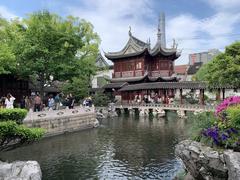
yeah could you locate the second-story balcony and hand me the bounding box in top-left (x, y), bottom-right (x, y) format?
top-left (113, 70), bottom-right (144, 78)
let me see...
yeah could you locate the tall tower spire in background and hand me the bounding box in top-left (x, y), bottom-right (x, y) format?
top-left (157, 12), bottom-right (166, 48)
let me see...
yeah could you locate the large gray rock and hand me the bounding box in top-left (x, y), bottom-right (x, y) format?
top-left (224, 150), bottom-right (240, 180)
top-left (175, 140), bottom-right (228, 180)
top-left (0, 161), bottom-right (42, 180)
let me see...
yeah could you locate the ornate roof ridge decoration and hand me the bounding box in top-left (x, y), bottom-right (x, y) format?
top-left (102, 82), bottom-right (128, 89)
top-left (104, 28), bottom-right (149, 60)
top-left (96, 52), bottom-right (110, 68)
top-left (104, 13), bottom-right (181, 60)
top-left (149, 38), bottom-right (180, 57)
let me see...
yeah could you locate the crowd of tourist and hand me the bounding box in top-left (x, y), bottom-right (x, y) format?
top-left (134, 93), bottom-right (174, 104)
top-left (0, 92), bottom-right (77, 112)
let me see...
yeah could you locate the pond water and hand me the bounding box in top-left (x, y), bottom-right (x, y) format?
top-left (0, 112), bottom-right (192, 180)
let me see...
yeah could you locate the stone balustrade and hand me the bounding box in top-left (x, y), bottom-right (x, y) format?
top-left (23, 107), bottom-right (97, 137)
top-left (115, 103), bottom-right (215, 112)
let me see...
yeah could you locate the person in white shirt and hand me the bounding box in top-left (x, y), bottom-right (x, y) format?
top-left (5, 93), bottom-right (16, 109)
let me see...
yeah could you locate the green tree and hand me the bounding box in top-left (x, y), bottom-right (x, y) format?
top-left (195, 41), bottom-right (240, 87)
top-left (61, 76), bottom-right (89, 101)
top-left (0, 17), bottom-right (19, 74)
top-left (13, 11), bottom-right (99, 98)
top-left (61, 19), bottom-right (100, 100)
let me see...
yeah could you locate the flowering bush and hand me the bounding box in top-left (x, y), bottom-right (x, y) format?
top-left (191, 96), bottom-right (240, 151)
top-left (215, 96), bottom-right (240, 118)
top-left (202, 126), bottom-right (239, 148)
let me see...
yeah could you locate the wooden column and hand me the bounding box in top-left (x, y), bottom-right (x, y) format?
top-left (199, 89), bottom-right (204, 105)
top-left (216, 88), bottom-right (221, 101)
top-left (180, 89), bottom-right (183, 104)
top-left (222, 88), bottom-right (225, 100)
top-left (202, 89), bottom-right (205, 105)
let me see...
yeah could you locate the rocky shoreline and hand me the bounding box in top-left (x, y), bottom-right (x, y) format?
top-left (0, 161), bottom-right (42, 180)
top-left (175, 140), bottom-right (240, 180)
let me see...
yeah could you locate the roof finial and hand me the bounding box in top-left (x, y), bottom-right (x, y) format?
top-left (129, 26), bottom-right (132, 36)
top-left (172, 39), bottom-right (176, 48)
top-left (157, 16), bottom-right (161, 41)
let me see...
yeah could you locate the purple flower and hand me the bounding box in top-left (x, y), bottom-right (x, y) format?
top-left (230, 128), bottom-right (238, 134)
top-left (221, 133), bottom-right (229, 141)
top-left (203, 126), bottom-right (220, 144)
top-left (226, 129), bottom-right (232, 135)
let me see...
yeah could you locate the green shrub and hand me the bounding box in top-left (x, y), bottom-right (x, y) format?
top-left (0, 108), bottom-right (28, 124)
top-left (188, 111), bottom-right (217, 141)
top-left (0, 121), bottom-right (45, 151)
top-left (226, 105), bottom-right (240, 129)
top-left (92, 92), bottom-right (111, 106)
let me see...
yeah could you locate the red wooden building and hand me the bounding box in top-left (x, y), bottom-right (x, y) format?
top-left (104, 13), bottom-right (181, 103)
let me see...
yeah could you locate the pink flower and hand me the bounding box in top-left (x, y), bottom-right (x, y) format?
top-left (215, 96), bottom-right (240, 118)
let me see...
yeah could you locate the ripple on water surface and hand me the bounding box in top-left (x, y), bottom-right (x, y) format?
top-left (0, 112), bottom-right (191, 180)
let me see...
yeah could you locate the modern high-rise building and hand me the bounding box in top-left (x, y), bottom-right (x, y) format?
top-left (189, 49), bottom-right (221, 65)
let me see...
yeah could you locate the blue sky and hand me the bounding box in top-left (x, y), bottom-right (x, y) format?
top-left (1, 0), bottom-right (240, 64)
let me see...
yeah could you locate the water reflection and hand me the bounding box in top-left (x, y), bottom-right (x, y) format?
top-left (0, 111), bottom-right (191, 180)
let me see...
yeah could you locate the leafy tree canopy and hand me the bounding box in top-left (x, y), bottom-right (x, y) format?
top-left (195, 41), bottom-right (240, 87)
top-left (1, 11), bottom-right (100, 98)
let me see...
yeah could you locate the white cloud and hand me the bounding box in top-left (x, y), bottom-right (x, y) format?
top-left (69, 0), bottom-right (156, 57)
top-left (201, 13), bottom-right (239, 35)
top-left (205, 0), bottom-right (240, 12)
top-left (0, 6), bottom-right (17, 19)
top-left (67, 0), bottom-right (240, 65)
top-left (166, 9), bottom-right (240, 64)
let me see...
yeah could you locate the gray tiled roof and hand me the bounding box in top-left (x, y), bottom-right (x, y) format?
top-left (118, 81), bottom-right (236, 91)
top-left (119, 82), bottom-right (207, 91)
top-left (187, 62), bottom-right (203, 75)
top-left (102, 82), bottom-right (128, 89)
top-left (104, 32), bottom-right (180, 60)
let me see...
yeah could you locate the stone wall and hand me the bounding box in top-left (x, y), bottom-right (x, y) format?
top-left (23, 107), bottom-right (97, 137)
top-left (0, 161), bottom-right (41, 180)
top-left (175, 140), bottom-right (240, 180)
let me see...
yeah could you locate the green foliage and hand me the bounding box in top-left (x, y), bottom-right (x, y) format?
top-left (195, 41), bottom-right (240, 87)
top-left (0, 17), bottom-right (19, 74)
top-left (0, 108), bottom-right (28, 124)
top-left (92, 92), bottom-right (111, 106)
top-left (61, 76), bottom-right (89, 101)
top-left (190, 102), bottom-right (240, 150)
top-left (0, 11), bottom-right (100, 98)
top-left (184, 92), bottom-right (198, 104)
top-left (226, 105), bottom-right (240, 129)
top-left (195, 63), bottom-right (210, 81)
top-left (0, 121), bottom-right (45, 151)
top-left (188, 111), bottom-right (216, 141)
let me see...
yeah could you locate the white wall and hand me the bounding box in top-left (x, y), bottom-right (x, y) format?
top-left (91, 69), bottom-right (113, 88)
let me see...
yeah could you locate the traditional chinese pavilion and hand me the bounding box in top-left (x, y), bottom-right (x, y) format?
top-left (103, 13), bottom-right (181, 103)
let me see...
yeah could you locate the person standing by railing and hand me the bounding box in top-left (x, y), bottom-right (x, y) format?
top-left (34, 93), bottom-right (42, 112)
top-left (48, 95), bottom-right (55, 111)
top-left (5, 93), bottom-right (15, 109)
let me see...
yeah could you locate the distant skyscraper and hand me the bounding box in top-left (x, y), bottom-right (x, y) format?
top-left (189, 49), bottom-right (221, 65)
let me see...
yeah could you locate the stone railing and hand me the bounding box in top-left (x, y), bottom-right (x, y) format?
top-left (115, 102), bottom-right (215, 111)
top-left (23, 107), bottom-right (97, 137)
